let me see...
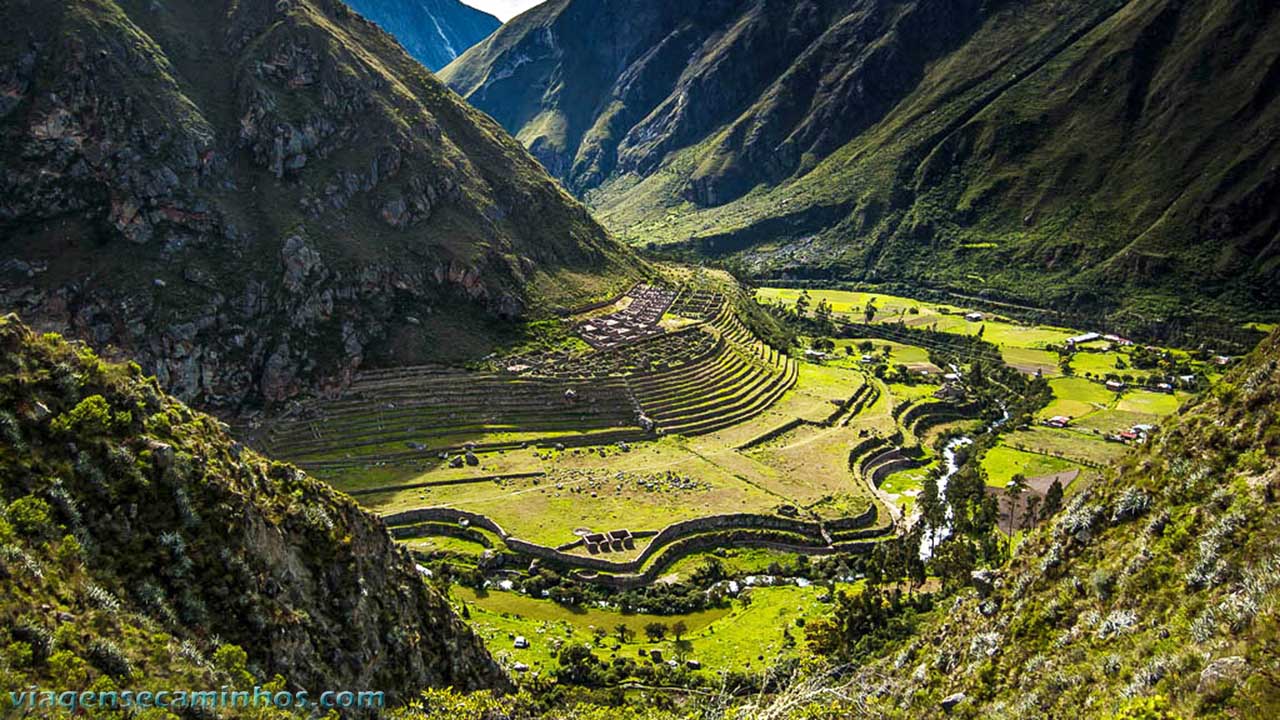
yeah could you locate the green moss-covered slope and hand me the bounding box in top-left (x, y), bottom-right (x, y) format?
top-left (0, 313), bottom-right (508, 703)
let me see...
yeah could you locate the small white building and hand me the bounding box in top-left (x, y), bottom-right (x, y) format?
top-left (1067, 332), bottom-right (1102, 345)
top-left (514, 636), bottom-right (529, 649)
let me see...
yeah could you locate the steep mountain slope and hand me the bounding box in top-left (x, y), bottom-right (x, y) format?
top-left (831, 328), bottom-right (1280, 718)
top-left (0, 314), bottom-right (507, 701)
top-left (442, 0), bottom-right (1280, 320)
top-left (0, 0), bottom-right (639, 410)
top-left (343, 0), bottom-right (500, 70)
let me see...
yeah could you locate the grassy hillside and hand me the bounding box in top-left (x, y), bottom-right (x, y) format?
top-left (443, 0), bottom-right (1280, 323)
top-left (0, 313), bottom-right (507, 703)
top-left (782, 327), bottom-right (1280, 718)
top-left (0, 0), bottom-right (641, 409)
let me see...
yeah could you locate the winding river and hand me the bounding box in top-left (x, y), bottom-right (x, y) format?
top-left (918, 403), bottom-right (1010, 560)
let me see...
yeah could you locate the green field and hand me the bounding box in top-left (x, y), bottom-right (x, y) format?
top-left (980, 446), bottom-right (1080, 487)
top-left (454, 584), bottom-right (845, 675)
top-left (835, 338), bottom-right (934, 368)
top-left (1000, 346), bottom-right (1060, 376)
top-left (1038, 377), bottom-right (1116, 419)
top-left (1000, 427), bottom-right (1128, 466)
top-left (758, 288), bottom-right (1078, 357)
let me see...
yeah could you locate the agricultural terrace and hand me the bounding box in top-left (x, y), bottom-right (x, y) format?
top-left (259, 276), bottom-right (917, 587)
top-left (257, 280), bottom-right (1218, 596)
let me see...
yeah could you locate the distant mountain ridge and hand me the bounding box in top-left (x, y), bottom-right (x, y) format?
top-left (441, 0), bottom-right (1280, 321)
top-left (0, 0), bottom-right (638, 411)
top-left (344, 0), bottom-right (500, 70)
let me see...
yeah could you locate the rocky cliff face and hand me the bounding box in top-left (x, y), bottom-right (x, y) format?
top-left (442, 0), bottom-right (1280, 319)
top-left (0, 314), bottom-right (508, 699)
top-left (344, 0), bottom-right (500, 70)
top-left (0, 0), bottom-right (638, 411)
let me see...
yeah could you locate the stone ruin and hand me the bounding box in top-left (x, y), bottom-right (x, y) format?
top-left (577, 285), bottom-right (677, 350)
top-left (585, 529), bottom-right (635, 554)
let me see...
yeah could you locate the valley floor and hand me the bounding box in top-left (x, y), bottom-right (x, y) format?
top-left (258, 280), bottom-right (1235, 678)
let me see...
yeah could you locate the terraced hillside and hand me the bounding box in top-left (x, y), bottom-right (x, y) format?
top-left (260, 284), bottom-right (795, 471)
top-left (260, 369), bottom-right (645, 469)
top-left (632, 308), bottom-right (797, 437)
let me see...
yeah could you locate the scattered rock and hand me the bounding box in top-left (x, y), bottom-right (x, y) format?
top-left (940, 692), bottom-right (966, 712)
top-left (1198, 656), bottom-right (1249, 695)
top-left (970, 569), bottom-right (999, 598)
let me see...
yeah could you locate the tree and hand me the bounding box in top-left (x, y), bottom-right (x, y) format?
top-left (1004, 474), bottom-right (1028, 543)
top-left (614, 623), bottom-right (634, 643)
top-left (919, 472), bottom-right (944, 553)
top-left (1041, 478), bottom-right (1065, 519)
top-left (863, 297), bottom-right (878, 323)
top-left (643, 622), bottom-right (668, 642)
top-left (796, 290), bottom-right (811, 318)
top-left (1023, 495), bottom-right (1042, 531)
top-left (671, 621), bottom-right (688, 642)
top-left (814, 298), bottom-right (832, 328)
top-left (977, 324), bottom-right (986, 338)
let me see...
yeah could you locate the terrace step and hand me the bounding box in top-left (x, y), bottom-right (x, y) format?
top-left (658, 358), bottom-right (797, 436)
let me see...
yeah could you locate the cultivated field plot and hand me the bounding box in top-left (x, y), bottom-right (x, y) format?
top-left (755, 287), bottom-right (1224, 511)
top-left (455, 583), bottom-right (845, 675)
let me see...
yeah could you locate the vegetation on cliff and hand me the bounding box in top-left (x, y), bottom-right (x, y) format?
top-left (0, 314), bottom-right (507, 704)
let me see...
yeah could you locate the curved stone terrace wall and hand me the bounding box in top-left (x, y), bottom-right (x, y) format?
top-left (383, 504), bottom-right (882, 578)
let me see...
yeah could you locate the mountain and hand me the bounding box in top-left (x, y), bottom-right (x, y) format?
top-left (799, 327), bottom-right (1280, 718)
top-left (0, 313), bottom-right (507, 702)
top-left (343, 0), bottom-right (500, 71)
top-left (441, 0), bottom-right (1280, 321)
top-left (0, 0), bottom-right (639, 411)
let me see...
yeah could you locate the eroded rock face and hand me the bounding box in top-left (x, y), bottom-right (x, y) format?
top-left (0, 0), bottom-right (634, 410)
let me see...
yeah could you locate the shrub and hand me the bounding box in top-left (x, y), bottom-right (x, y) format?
top-left (50, 395), bottom-right (130, 436)
top-left (1106, 694), bottom-right (1180, 719)
top-left (1112, 488), bottom-right (1151, 522)
top-left (3, 642), bottom-right (33, 668)
top-left (86, 640), bottom-right (133, 680)
top-left (86, 584), bottom-right (123, 613)
top-left (0, 410), bottom-right (25, 451)
top-left (5, 496), bottom-right (53, 537)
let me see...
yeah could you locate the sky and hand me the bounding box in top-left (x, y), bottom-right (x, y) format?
top-left (461, 0), bottom-right (545, 22)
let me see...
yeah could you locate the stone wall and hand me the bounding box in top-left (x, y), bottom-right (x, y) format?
top-left (385, 505), bottom-right (883, 579)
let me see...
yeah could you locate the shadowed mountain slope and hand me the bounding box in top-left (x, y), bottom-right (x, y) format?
top-left (344, 0), bottom-right (500, 70)
top-left (443, 0), bottom-right (1280, 321)
top-left (0, 0), bottom-right (639, 410)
